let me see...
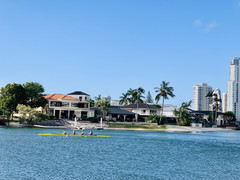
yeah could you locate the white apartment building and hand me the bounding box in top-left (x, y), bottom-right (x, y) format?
top-left (222, 93), bottom-right (227, 113)
top-left (227, 57), bottom-right (240, 120)
top-left (193, 83), bottom-right (212, 111)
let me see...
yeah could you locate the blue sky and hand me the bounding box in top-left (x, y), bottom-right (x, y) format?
top-left (0, 0), bottom-right (240, 106)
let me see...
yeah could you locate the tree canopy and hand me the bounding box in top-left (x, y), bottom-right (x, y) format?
top-left (94, 96), bottom-right (111, 120)
top-left (173, 101), bottom-right (192, 126)
top-left (0, 82), bottom-right (47, 119)
top-left (23, 82), bottom-right (48, 108)
top-left (224, 111), bottom-right (236, 121)
top-left (146, 91), bottom-right (153, 103)
top-left (0, 83), bottom-right (27, 119)
top-left (119, 87), bottom-right (145, 105)
top-left (155, 81), bottom-right (175, 125)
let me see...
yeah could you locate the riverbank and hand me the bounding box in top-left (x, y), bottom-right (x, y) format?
top-left (1, 122), bottom-right (233, 133)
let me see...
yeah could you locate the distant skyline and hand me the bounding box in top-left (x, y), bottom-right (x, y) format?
top-left (1, 0), bottom-right (240, 106)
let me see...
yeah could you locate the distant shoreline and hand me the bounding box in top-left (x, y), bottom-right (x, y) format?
top-left (0, 122), bottom-right (234, 133)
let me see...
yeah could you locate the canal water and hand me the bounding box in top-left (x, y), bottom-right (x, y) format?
top-left (0, 128), bottom-right (240, 179)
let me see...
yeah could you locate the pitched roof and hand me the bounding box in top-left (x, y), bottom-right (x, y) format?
top-left (68, 91), bottom-right (90, 96)
top-left (44, 94), bottom-right (80, 101)
top-left (109, 108), bottom-right (135, 115)
top-left (121, 103), bottom-right (160, 110)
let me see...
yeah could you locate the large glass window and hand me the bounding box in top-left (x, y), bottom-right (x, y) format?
top-left (71, 103), bottom-right (79, 107)
top-left (50, 101), bottom-right (69, 107)
top-left (62, 102), bottom-right (69, 107)
top-left (50, 101), bottom-right (62, 107)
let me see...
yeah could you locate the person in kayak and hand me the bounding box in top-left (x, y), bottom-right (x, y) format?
top-left (88, 130), bottom-right (93, 135)
top-left (81, 130), bottom-right (85, 135)
top-left (62, 130), bottom-right (67, 135)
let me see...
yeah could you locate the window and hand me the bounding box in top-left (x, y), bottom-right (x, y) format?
top-left (150, 110), bottom-right (157, 114)
top-left (79, 97), bottom-right (82, 101)
top-left (71, 103), bottom-right (79, 107)
top-left (61, 102), bottom-right (69, 107)
top-left (141, 110), bottom-right (146, 114)
top-left (50, 101), bottom-right (69, 107)
top-left (50, 101), bottom-right (62, 107)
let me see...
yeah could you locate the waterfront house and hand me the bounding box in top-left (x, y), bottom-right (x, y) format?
top-left (68, 91), bottom-right (90, 101)
top-left (44, 94), bottom-right (94, 119)
top-left (121, 103), bottom-right (161, 116)
top-left (91, 107), bottom-right (136, 121)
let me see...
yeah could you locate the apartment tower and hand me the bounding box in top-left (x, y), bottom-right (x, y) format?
top-left (193, 83), bottom-right (212, 111)
top-left (222, 93), bottom-right (227, 113)
top-left (227, 57), bottom-right (240, 120)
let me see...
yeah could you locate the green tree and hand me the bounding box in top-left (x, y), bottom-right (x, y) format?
top-left (121, 87), bottom-right (145, 104)
top-left (17, 104), bottom-right (48, 125)
top-left (94, 97), bottom-right (111, 121)
top-left (224, 111), bottom-right (236, 121)
top-left (23, 82), bottom-right (48, 108)
top-left (88, 98), bottom-right (95, 107)
top-left (155, 81), bottom-right (175, 125)
top-left (146, 91), bottom-right (153, 103)
top-left (173, 101), bottom-right (192, 126)
top-left (127, 88), bottom-right (138, 104)
top-left (206, 91), bottom-right (221, 123)
top-left (136, 87), bottom-right (145, 103)
top-left (94, 95), bottom-right (102, 102)
top-left (0, 83), bottom-right (27, 120)
top-left (119, 93), bottom-right (129, 105)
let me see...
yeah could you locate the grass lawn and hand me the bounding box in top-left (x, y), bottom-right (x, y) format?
top-left (108, 123), bottom-right (166, 129)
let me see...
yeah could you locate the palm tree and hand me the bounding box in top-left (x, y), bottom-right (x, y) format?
top-left (127, 88), bottom-right (137, 104)
top-left (173, 101), bottom-right (192, 126)
top-left (155, 81), bottom-right (175, 125)
top-left (119, 93), bottom-right (128, 105)
top-left (136, 87), bottom-right (145, 103)
top-left (206, 91), bottom-right (221, 123)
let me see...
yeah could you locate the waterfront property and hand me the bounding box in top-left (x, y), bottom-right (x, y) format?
top-left (121, 103), bottom-right (161, 116)
top-left (44, 94), bottom-right (94, 119)
top-left (67, 91), bottom-right (90, 101)
top-left (91, 107), bottom-right (136, 121)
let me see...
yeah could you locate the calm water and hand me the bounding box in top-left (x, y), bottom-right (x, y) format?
top-left (0, 128), bottom-right (240, 180)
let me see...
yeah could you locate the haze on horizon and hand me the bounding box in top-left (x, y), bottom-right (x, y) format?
top-left (1, 0), bottom-right (240, 106)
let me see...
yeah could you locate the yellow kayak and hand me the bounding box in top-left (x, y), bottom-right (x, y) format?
top-left (38, 134), bottom-right (110, 137)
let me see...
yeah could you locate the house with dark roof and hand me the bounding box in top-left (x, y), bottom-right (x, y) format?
top-left (121, 103), bottom-right (161, 116)
top-left (68, 91), bottom-right (90, 102)
top-left (44, 94), bottom-right (94, 119)
top-left (90, 107), bottom-right (135, 121)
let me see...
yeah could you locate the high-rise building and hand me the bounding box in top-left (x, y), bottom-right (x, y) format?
top-left (193, 83), bottom-right (212, 111)
top-left (222, 93), bottom-right (227, 113)
top-left (227, 57), bottom-right (240, 120)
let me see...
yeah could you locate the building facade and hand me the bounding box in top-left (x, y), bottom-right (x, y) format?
top-left (68, 91), bottom-right (90, 101)
top-left (222, 93), bottom-right (227, 113)
top-left (44, 94), bottom-right (94, 119)
top-left (193, 83), bottom-right (212, 111)
top-left (227, 57), bottom-right (240, 120)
